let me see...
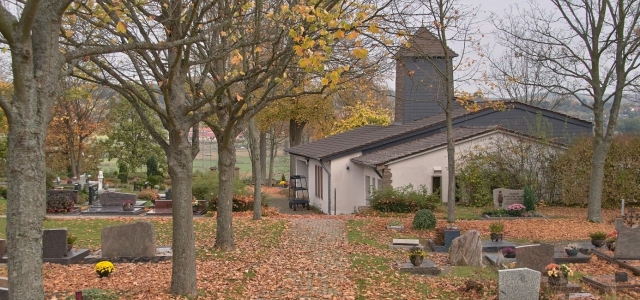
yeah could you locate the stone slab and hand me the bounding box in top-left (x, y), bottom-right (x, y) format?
top-left (43, 229), bottom-right (67, 259)
top-left (568, 293), bottom-right (596, 299)
top-left (80, 206), bottom-right (145, 215)
top-left (515, 244), bottom-right (555, 273)
top-left (397, 260), bottom-right (441, 275)
top-left (427, 239), bottom-right (446, 253)
top-left (154, 200), bottom-right (172, 209)
top-left (0, 277), bottom-right (6, 288)
top-left (554, 251), bottom-right (591, 264)
top-left (101, 222), bottom-right (156, 258)
top-left (83, 246), bottom-right (172, 264)
top-left (99, 192), bottom-right (136, 207)
top-left (581, 275), bottom-right (640, 293)
top-left (444, 229), bottom-right (461, 250)
top-left (0, 240), bottom-right (5, 257)
top-left (0, 249), bottom-right (89, 265)
top-left (386, 225), bottom-right (405, 231)
top-left (493, 188), bottom-right (524, 209)
top-left (482, 240), bottom-right (517, 252)
top-left (498, 268), bottom-right (541, 300)
top-left (615, 218), bottom-right (640, 259)
top-left (0, 288), bottom-right (5, 300)
top-left (389, 244), bottom-right (424, 250)
top-left (392, 239), bottom-right (420, 245)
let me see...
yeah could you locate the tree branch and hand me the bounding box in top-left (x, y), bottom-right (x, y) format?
top-left (0, 5), bottom-right (17, 44)
top-left (64, 35), bottom-right (204, 61)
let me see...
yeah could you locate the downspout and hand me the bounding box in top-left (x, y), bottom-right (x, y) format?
top-left (319, 159), bottom-right (331, 215)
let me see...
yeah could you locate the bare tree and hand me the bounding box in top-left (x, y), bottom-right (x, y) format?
top-left (484, 49), bottom-right (567, 110)
top-left (494, 0), bottom-right (640, 222)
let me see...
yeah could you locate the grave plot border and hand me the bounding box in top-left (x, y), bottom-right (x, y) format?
top-left (581, 275), bottom-right (640, 293)
top-left (591, 249), bottom-right (640, 276)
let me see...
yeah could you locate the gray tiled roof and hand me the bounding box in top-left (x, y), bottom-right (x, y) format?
top-left (285, 107), bottom-right (471, 160)
top-left (285, 101), bottom-right (589, 160)
top-left (350, 127), bottom-right (495, 167)
top-left (397, 27), bottom-right (458, 58)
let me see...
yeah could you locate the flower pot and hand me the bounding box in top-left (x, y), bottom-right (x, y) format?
top-left (591, 239), bottom-right (606, 248)
top-left (548, 275), bottom-right (568, 286)
top-left (96, 271), bottom-right (111, 278)
top-left (565, 248), bottom-right (579, 256)
top-left (67, 244), bottom-right (73, 253)
top-left (410, 255), bottom-right (424, 266)
top-left (606, 241), bottom-right (616, 251)
top-left (490, 233), bottom-right (503, 242)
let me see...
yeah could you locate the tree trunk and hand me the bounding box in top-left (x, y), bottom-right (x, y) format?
top-left (215, 131), bottom-right (236, 250)
top-left (289, 119), bottom-right (306, 175)
top-left (445, 109), bottom-right (456, 223)
top-left (248, 119), bottom-right (262, 220)
top-left (7, 118), bottom-right (47, 300)
top-left (587, 136), bottom-right (610, 222)
top-left (260, 131), bottom-right (267, 183)
top-left (166, 128), bottom-right (197, 296)
top-left (68, 135), bottom-right (78, 178)
top-left (268, 128), bottom-right (277, 187)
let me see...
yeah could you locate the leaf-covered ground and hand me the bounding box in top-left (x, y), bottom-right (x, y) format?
top-left (0, 200), bottom-right (637, 299)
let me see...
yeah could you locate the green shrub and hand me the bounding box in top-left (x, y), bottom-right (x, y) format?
top-left (46, 194), bottom-right (74, 213)
top-left (412, 209), bottom-right (436, 230)
top-left (65, 288), bottom-right (118, 300)
top-left (483, 208), bottom-right (509, 217)
top-left (147, 175), bottom-right (164, 187)
top-left (523, 186), bottom-right (536, 211)
top-left (192, 171), bottom-right (248, 200)
top-left (0, 186), bottom-right (6, 199)
top-left (76, 193), bottom-right (88, 205)
top-left (370, 184), bottom-right (439, 213)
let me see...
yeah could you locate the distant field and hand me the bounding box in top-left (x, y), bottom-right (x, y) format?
top-left (98, 144), bottom-right (290, 179)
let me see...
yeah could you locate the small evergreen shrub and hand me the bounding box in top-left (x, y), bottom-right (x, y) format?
top-left (46, 194), bottom-right (74, 213)
top-left (413, 209), bottom-right (436, 230)
top-left (147, 175), bottom-right (164, 187)
top-left (64, 288), bottom-right (118, 300)
top-left (523, 186), bottom-right (536, 211)
top-left (483, 208), bottom-right (509, 217)
top-left (0, 186), bottom-right (6, 199)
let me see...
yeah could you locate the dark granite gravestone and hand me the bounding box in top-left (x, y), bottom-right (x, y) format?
top-left (0, 277), bottom-right (6, 300)
top-left (0, 240), bottom-right (5, 257)
top-left (88, 184), bottom-right (98, 205)
top-left (46, 189), bottom-right (78, 204)
top-left (615, 218), bottom-right (640, 259)
top-left (99, 192), bottom-right (136, 206)
top-left (515, 244), bottom-right (555, 273)
top-left (101, 222), bottom-right (156, 258)
top-left (43, 229), bottom-right (67, 259)
top-left (444, 229), bottom-right (461, 250)
top-left (165, 188), bottom-right (171, 200)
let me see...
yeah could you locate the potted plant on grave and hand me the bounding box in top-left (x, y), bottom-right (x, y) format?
top-left (94, 261), bottom-right (115, 278)
top-left (589, 231), bottom-right (607, 248)
top-left (545, 263), bottom-right (573, 286)
top-left (506, 203), bottom-right (526, 217)
top-left (409, 246), bottom-right (427, 266)
top-left (122, 200), bottom-right (135, 211)
top-left (489, 221), bottom-right (504, 242)
top-left (564, 243), bottom-right (579, 257)
top-left (501, 247), bottom-right (516, 258)
top-left (606, 230), bottom-right (617, 251)
top-left (66, 234), bottom-right (77, 253)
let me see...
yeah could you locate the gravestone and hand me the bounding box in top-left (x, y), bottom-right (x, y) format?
top-left (88, 184), bottom-right (98, 205)
top-left (515, 244), bottom-right (555, 273)
top-left (43, 229), bottom-right (68, 259)
top-left (101, 222), bottom-right (156, 257)
top-left (493, 188), bottom-right (524, 209)
top-left (0, 276), bottom-right (6, 300)
top-left (0, 240), bottom-right (5, 257)
top-left (165, 188), bottom-right (171, 200)
top-left (615, 218), bottom-right (640, 259)
top-left (449, 230), bottom-right (483, 267)
top-left (99, 192), bottom-right (136, 206)
top-left (498, 268), bottom-right (541, 300)
top-left (46, 189), bottom-right (78, 204)
top-left (389, 238), bottom-right (423, 250)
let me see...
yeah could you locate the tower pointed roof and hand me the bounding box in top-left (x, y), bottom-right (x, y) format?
top-left (397, 27), bottom-right (458, 58)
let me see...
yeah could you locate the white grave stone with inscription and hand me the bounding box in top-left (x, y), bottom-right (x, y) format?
top-left (493, 188), bottom-right (524, 209)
